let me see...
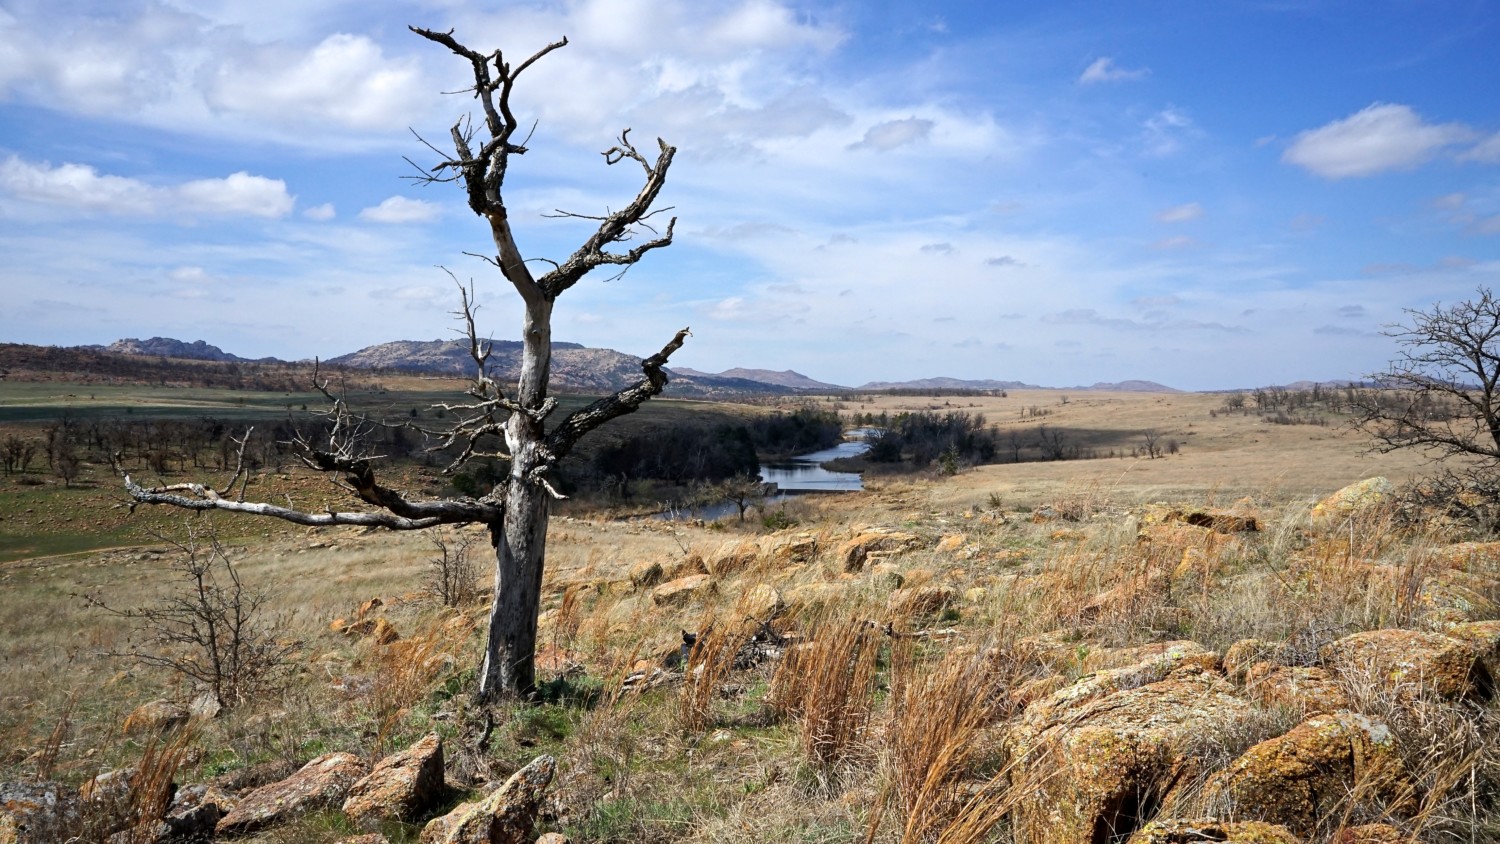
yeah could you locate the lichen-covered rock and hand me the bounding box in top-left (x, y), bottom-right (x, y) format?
top-left (1007, 667), bottom-right (1249, 844)
top-left (705, 541), bottom-right (759, 576)
top-left (651, 574), bottom-right (714, 606)
top-left (1311, 478), bottom-right (1392, 523)
top-left (1444, 619), bottom-right (1500, 681)
top-left (1245, 664), bottom-right (1351, 717)
top-left (0, 782), bottom-right (79, 843)
top-left (163, 783), bottom-right (237, 840)
top-left (760, 532), bottom-right (819, 564)
top-left (1202, 712), bottom-right (1412, 837)
top-left (1321, 628), bottom-right (1491, 701)
top-left (1079, 640), bottom-right (1216, 674)
top-left (1224, 639), bottom-right (1290, 684)
top-left (834, 529), bottom-right (919, 573)
top-left (418, 755), bottom-right (554, 844)
top-left (216, 752), bottom-right (369, 837)
top-left (342, 733), bottom-right (445, 831)
top-left (886, 585), bottom-right (954, 619)
top-left (122, 699), bottom-right (189, 736)
top-left (627, 559), bottom-right (663, 588)
top-left (336, 835), bottom-right (389, 844)
top-left (1127, 818), bottom-right (1302, 843)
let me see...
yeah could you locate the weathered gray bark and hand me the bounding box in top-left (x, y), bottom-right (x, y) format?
top-left (126, 27), bottom-right (687, 703)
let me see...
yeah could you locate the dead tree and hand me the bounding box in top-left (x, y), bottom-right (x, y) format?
top-left (1352, 287), bottom-right (1500, 466)
top-left (125, 27), bottom-right (687, 701)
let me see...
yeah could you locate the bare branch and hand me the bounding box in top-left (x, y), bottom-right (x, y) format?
top-left (545, 327), bottom-right (690, 460)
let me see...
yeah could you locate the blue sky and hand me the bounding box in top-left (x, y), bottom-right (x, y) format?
top-left (2, 0), bottom-right (1498, 390)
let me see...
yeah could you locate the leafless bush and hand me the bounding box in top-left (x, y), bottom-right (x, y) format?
top-left (84, 527), bottom-right (298, 710)
top-left (426, 527), bottom-right (481, 607)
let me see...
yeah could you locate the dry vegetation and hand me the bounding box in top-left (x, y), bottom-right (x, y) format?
top-left (2, 388), bottom-right (1498, 842)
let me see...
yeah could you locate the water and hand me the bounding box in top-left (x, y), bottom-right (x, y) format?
top-left (651, 428), bottom-right (875, 521)
top-left (759, 428), bottom-right (877, 493)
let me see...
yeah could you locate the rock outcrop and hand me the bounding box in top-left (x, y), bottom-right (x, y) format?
top-left (419, 754), bottom-right (554, 844)
top-left (342, 733), bottom-right (445, 830)
top-left (216, 752), bottom-right (369, 837)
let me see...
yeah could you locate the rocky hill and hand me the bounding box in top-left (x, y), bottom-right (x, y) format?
top-left (103, 337), bottom-right (278, 364)
top-left (326, 339), bottom-right (786, 397)
top-left (675, 367), bottom-right (847, 391)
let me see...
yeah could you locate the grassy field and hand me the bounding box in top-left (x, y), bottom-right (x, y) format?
top-left (2, 383), bottom-right (1495, 843)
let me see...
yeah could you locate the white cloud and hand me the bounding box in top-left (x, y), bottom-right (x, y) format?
top-left (1156, 202), bottom-right (1203, 223)
top-left (1460, 131), bottom-right (1500, 163)
top-left (303, 203), bottom-right (336, 221)
top-left (0, 156), bottom-right (293, 219)
top-left (205, 33), bottom-right (428, 132)
top-left (1079, 57), bottom-right (1148, 85)
top-left (1283, 103), bottom-right (1474, 179)
top-left (848, 117), bottom-right (935, 151)
top-left (1141, 107), bottom-right (1195, 157)
top-left (358, 196), bottom-right (441, 224)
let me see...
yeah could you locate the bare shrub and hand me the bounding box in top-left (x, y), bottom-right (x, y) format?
top-left (425, 527), bottom-right (481, 607)
top-left (84, 527), bottom-right (298, 710)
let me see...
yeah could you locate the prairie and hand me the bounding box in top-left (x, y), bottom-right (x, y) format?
top-left (1, 383), bottom-right (1495, 844)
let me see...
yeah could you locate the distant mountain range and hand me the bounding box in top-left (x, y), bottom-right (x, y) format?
top-left (80, 336), bottom-right (1181, 395)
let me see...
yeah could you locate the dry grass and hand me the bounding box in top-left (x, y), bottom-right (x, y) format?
top-left (767, 613), bottom-right (882, 788)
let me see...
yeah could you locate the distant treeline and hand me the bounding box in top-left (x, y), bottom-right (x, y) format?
top-left (0, 343), bottom-right (372, 392)
top-left (845, 409), bottom-right (1107, 472)
top-left (583, 407), bottom-right (842, 500)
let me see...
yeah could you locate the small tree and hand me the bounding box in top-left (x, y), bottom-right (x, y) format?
top-left (125, 27), bottom-right (687, 701)
top-left (713, 473), bottom-right (771, 522)
top-left (426, 527), bottom-right (481, 607)
top-left (84, 528), bottom-right (297, 710)
top-left (1352, 287), bottom-right (1500, 466)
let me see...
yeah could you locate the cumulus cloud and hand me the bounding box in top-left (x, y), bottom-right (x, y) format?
top-left (0, 156), bottom-right (293, 218)
top-left (848, 117), bottom-right (934, 151)
top-left (358, 196), bottom-right (441, 224)
top-left (1283, 103), bottom-right (1473, 179)
top-left (1156, 202), bottom-right (1203, 223)
top-left (205, 33), bottom-right (427, 131)
top-left (1079, 57), bottom-right (1148, 85)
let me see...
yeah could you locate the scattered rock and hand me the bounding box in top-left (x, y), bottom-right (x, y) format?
top-left (936, 534), bottom-right (966, 553)
top-left (419, 754), bottom-right (554, 844)
top-left (1443, 619), bottom-right (1500, 680)
top-left (0, 781), bottom-right (80, 844)
top-left (342, 733), bottom-right (445, 831)
top-left (336, 835), bottom-right (389, 844)
top-left (651, 574), bottom-right (714, 606)
top-left (1311, 478), bottom-right (1392, 523)
top-left (189, 691), bottom-right (222, 720)
top-left (1008, 667), bottom-right (1249, 844)
top-left (1127, 818), bottom-right (1302, 843)
top-left (887, 585), bottom-right (954, 619)
top-left (1244, 663), bottom-right (1350, 717)
top-left (627, 559), bottom-right (663, 588)
top-left (1202, 711), bottom-right (1412, 837)
top-left (216, 752), bottom-right (370, 837)
top-left (1225, 639), bottom-right (1290, 684)
top-left (702, 541), bottom-right (757, 576)
top-left (163, 783), bottom-right (237, 840)
top-left (122, 700), bottom-right (189, 736)
top-left (356, 597), bottom-right (383, 619)
top-left (1321, 628), bottom-right (1492, 701)
top-left (835, 529), bottom-right (919, 573)
top-left (535, 833), bottom-right (572, 844)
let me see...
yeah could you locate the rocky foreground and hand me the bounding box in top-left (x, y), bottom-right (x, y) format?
top-left (3, 478), bottom-right (1498, 843)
